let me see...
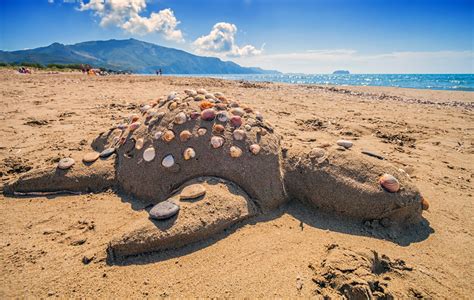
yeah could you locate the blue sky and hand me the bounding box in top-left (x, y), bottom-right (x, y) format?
top-left (0, 0), bottom-right (473, 73)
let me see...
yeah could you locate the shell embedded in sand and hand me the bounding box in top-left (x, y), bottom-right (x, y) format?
top-left (213, 124), bottom-right (225, 134)
top-left (249, 144), bottom-right (261, 155)
top-left (58, 158), bottom-right (75, 170)
top-left (197, 127), bottom-right (207, 136)
top-left (230, 146), bottom-right (243, 158)
top-left (309, 147), bottom-right (327, 163)
top-left (379, 174), bottom-right (400, 193)
top-left (161, 154), bottom-right (175, 168)
top-left (180, 130), bottom-right (192, 142)
top-left (194, 95), bottom-right (205, 102)
top-left (197, 88), bottom-right (207, 95)
top-left (214, 92), bottom-right (224, 98)
top-left (199, 101), bottom-right (215, 111)
top-left (229, 101), bottom-right (240, 108)
top-left (205, 93), bottom-right (216, 100)
top-left (257, 128), bottom-right (267, 136)
top-left (183, 147), bottom-right (196, 160)
top-left (143, 147), bottom-right (156, 162)
top-left (215, 103), bottom-right (227, 111)
top-left (233, 129), bottom-right (246, 140)
top-left (201, 108), bottom-right (216, 121)
top-left (189, 111), bottom-right (200, 119)
top-left (185, 89), bottom-right (197, 96)
top-left (217, 111), bottom-right (228, 122)
top-left (154, 131), bottom-right (163, 140)
top-left (162, 130), bottom-right (175, 142)
top-left (230, 107), bottom-right (245, 117)
top-left (129, 121), bottom-right (141, 132)
top-left (230, 115), bottom-right (242, 127)
top-left (211, 136), bottom-right (225, 148)
top-left (167, 92), bottom-right (177, 101)
top-left (129, 114), bottom-right (140, 123)
top-left (256, 111), bottom-right (263, 121)
top-left (180, 184), bottom-right (206, 200)
top-left (245, 124), bottom-right (252, 131)
top-left (174, 112), bottom-right (187, 125)
top-left (100, 147), bottom-right (115, 158)
top-left (421, 198), bottom-right (430, 210)
top-left (149, 200), bottom-right (180, 220)
top-left (82, 152), bottom-right (100, 163)
top-left (337, 139), bottom-right (353, 149)
top-left (168, 102), bottom-right (178, 111)
top-left (135, 138), bottom-right (144, 150)
top-left (140, 104), bottom-right (151, 113)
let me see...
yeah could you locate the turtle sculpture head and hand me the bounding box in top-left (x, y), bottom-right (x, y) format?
top-left (4, 88), bottom-right (428, 261)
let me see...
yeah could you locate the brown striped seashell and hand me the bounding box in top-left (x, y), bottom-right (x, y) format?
top-left (129, 121), bottom-right (141, 132)
top-left (230, 107), bottom-right (245, 116)
top-left (211, 136), bottom-right (225, 148)
top-left (162, 130), bottom-right (175, 142)
top-left (199, 101), bottom-right (215, 111)
top-left (230, 146), bottom-right (243, 158)
top-left (174, 112), bottom-right (187, 125)
top-left (197, 127), bottom-right (207, 136)
top-left (201, 108), bottom-right (216, 121)
top-left (183, 147), bottom-right (196, 160)
top-left (180, 130), bottom-right (192, 142)
top-left (230, 115), bottom-right (242, 127)
top-left (135, 138), bottom-right (144, 150)
top-left (421, 198), bottom-right (430, 210)
top-left (213, 124), bottom-right (225, 134)
top-left (379, 174), bottom-right (400, 193)
top-left (249, 144), bottom-right (261, 155)
top-left (233, 129), bottom-right (246, 140)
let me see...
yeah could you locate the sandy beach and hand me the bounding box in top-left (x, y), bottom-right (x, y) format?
top-left (0, 70), bottom-right (473, 298)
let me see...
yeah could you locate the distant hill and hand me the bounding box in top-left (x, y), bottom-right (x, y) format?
top-left (0, 39), bottom-right (279, 74)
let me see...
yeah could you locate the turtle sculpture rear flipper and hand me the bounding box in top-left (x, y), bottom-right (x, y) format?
top-left (107, 177), bottom-right (258, 261)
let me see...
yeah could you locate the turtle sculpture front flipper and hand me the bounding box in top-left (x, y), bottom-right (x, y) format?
top-left (3, 88), bottom-right (428, 262)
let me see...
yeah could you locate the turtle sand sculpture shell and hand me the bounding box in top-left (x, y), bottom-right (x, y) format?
top-left (3, 89), bottom-right (427, 261)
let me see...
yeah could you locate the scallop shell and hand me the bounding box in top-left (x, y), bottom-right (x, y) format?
top-left (249, 144), bottom-right (261, 155)
top-left (213, 124), bottom-right (225, 134)
top-left (336, 139), bottom-right (353, 149)
top-left (230, 107), bottom-right (245, 117)
top-left (174, 112), bottom-right (187, 125)
top-left (211, 136), bottom-right (225, 148)
top-left (230, 146), bottom-right (243, 158)
top-left (143, 147), bottom-right (156, 162)
top-left (58, 158), bottom-right (75, 170)
top-left (217, 111), bottom-right (228, 122)
top-left (230, 116), bottom-right (242, 127)
top-left (135, 138), bottom-right (144, 150)
top-left (161, 154), bottom-right (175, 168)
top-left (162, 130), bottom-right (175, 142)
top-left (154, 131), bottom-right (163, 139)
top-left (180, 130), bottom-right (192, 142)
top-left (201, 108), bottom-right (216, 121)
top-left (379, 174), bottom-right (400, 193)
top-left (233, 129), bottom-right (246, 140)
top-left (197, 128), bottom-right (207, 136)
top-left (199, 101), bottom-right (215, 111)
top-left (129, 121), bottom-right (141, 132)
top-left (183, 147), bottom-right (196, 160)
top-left (197, 88), bottom-right (207, 95)
top-left (421, 198), bottom-right (429, 210)
top-left (100, 147), bottom-right (115, 158)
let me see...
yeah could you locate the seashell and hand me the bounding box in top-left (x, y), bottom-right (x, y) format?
top-left (167, 92), bottom-right (177, 101)
top-left (129, 114), bottom-right (140, 123)
top-left (309, 147), bottom-right (327, 163)
top-left (213, 124), bottom-right (225, 134)
top-left (162, 130), bottom-right (175, 142)
top-left (112, 136), bottom-right (119, 145)
top-left (183, 147), bottom-right (196, 160)
top-left (135, 138), bottom-right (144, 150)
top-left (245, 124), bottom-right (252, 131)
top-left (100, 147), bottom-right (115, 158)
top-left (215, 103), bottom-right (227, 111)
top-left (174, 112), bottom-right (187, 125)
top-left (379, 174), bottom-right (400, 193)
top-left (174, 97), bottom-right (182, 102)
top-left (180, 184), bottom-right (206, 199)
top-left (144, 115), bottom-right (152, 125)
top-left (129, 121), bottom-right (141, 132)
top-left (189, 111), bottom-right (200, 119)
top-left (161, 154), bottom-right (175, 168)
top-left (230, 146), bottom-right (243, 158)
top-left (233, 129), bottom-right (246, 140)
top-left (194, 95), bottom-right (205, 101)
top-left (211, 136), bottom-right (225, 148)
top-left (199, 101), bottom-right (215, 111)
top-left (230, 107), bottom-right (245, 116)
top-left (216, 111), bottom-right (228, 122)
top-left (197, 88), bottom-right (207, 95)
top-left (179, 130), bottom-right (192, 142)
top-left (117, 123), bottom-right (128, 130)
top-left (149, 200), bottom-right (179, 220)
top-left (197, 128), bottom-right (207, 136)
top-left (230, 115), bottom-right (242, 127)
top-left (82, 152), bottom-right (100, 163)
top-left (58, 158), bottom-right (75, 170)
top-left (256, 127), bottom-right (267, 136)
top-left (185, 89), bottom-right (197, 96)
top-left (249, 144), bottom-right (261, 155)
top-left (201, 108), bottom-right (216, 121)
top-left (214, 92), bottom-right (224, 98)
top-left (168, 102), bottom-right (178, 111)
top-left (140, 104), bottom-right (151, 113)
top-left (154, 131), bottom-right (163, 139)
top-left (243, 106), bottom-right (253, 113)
top-left (143, 147), bottom-right (156, 162)
top-left (229, 101), bottom-right (240, 108)
top-left (337, 139), bottom-right (353, 149)
top-left (421, 198), bottom-right (429, 210)
top-left (205, 93), bottom-right (216, 100)
top-left (255, 111), bottom-right (263, 121)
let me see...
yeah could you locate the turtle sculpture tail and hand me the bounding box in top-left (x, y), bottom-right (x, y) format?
top-left (283, 147), bottom-right (425, 226)
top-left (3, 158), bottom-right (116, 196)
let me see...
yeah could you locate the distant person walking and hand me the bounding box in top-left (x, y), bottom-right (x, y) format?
top-left (156, 68), bottom-right (162, 76)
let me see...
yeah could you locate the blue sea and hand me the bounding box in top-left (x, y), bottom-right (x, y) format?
top-left (170, 74), bottom-right (474, 91)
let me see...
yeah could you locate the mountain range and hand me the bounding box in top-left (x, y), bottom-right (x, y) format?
top-left (0, 39), bottom-right (278, 74)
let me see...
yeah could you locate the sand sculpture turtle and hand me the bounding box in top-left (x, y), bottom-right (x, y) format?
top-left (3, 88), bottom-right (428, 261)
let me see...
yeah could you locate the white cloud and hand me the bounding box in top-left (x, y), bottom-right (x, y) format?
top-left (78, 0), bottom-right (183, 42)
top-left (193, 22), bottom-right (263, 57)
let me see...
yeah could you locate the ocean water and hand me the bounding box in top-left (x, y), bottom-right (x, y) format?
top-left (170, 74), bottom-right (474, 91)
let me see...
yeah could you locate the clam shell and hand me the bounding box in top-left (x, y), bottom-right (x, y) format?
top-left (199, 101), bottom-right (215, 111)
top-left (154, 131), bottom-right (163, 139)
top-left (230, 146), bottom-right (243, 158)
top-left (379, 174), bottom-right (400, 193)
top-left (197, 128), bottom-right (207, 136)
top-left (180, 184), bottom-right (206, 199)
top-left (161, 154), bottom-right (175, 168)
top-left (82, 152), bottom-right (100, 163)
top-left (230, 107), bottom-right (245, 117)
top-left (135, 138), bottom-right (144, 150)
top-left (211, 136), bottom-right (225, 148)
top-left (183, 147), bottom-right (196, 160)
top-left (100, 147), bottom-right (115, 158)
top-left (249, 144), bottom-right (261, 155)
top-left (174, 112), bottom-right (187, 125)
top-left (233, 129), bottom-right (246, 140)
top-left (162, 130), bottom-right (175, 142)
top-left (58, 158), bottom-right (75, 170)
top-left (168, 102), bottom-right (178, 111)
top-left (309, 147), bottom-right (327, 163)
top-left (197, 88), bottom-right (207, 95)
top-left (213, 124), bottom-right (225, 134)
top-left (143, 147), bottom-right (156, 162)
top-left (229, 102), bottom-right (239, 108)
top-left (336, 139), bottom-right (353, 149)
top-left (180, 130), bottom-right (192, 142)
top-left (230, 115), bottom-right (242, 127)
top-left (129, 121), bottom-right (141, 132)
top-left (194, 95), bottom-right (205, 101)
top-left (201, 109), bottom-right (216, 121)
top-left (216, 111), bottom-right (228, 122)
top-left (215, 103), bottom-right (227, 111)
top-left (149, 201), bottom-right (179, 220)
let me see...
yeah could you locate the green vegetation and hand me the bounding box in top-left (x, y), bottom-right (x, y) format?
top-left (0, 62), bottom-right (84, 70)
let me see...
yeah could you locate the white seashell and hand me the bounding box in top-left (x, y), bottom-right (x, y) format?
top-left (185, 89), bottom-right (197, 96)
top-left (167, 92), bottom-right (177, 101)
top-left (233, 129), bottom-right (246, 140)
top-left (255, 111), bottom-right (263, 121)
top-left (244, 124), bottom-right (252, 131)
top-left (230, 107), bottom-right (245, 116)
top-left (147, 109), bottom-right (158, 117)
top-left (161, 154), bottom-right (175, 168)
top-left (214, 92), bottom-right (224, 98)
top-left (140, 104), bottom-right (151, 113)
top-left (143, 147), bottom-right (156, 162)
top-left (336, 139), bottom-right (353, 149)
top-left (211, 136), bottom-right (225, 148)
top-left (183, 147), bottom-right (196, 160)
top-left (249, 144), bottom-right (261, 155)
top-left (197, 88), bottom-right (207, 95)
top-left (230, 146), bottom-right (243, 158)
top-left (197, 128), bottom-right (207, 136)
top-left (154, 131), bottom-right (163, 139)
top-left (217, 111), bottom-right (228, 122)
top-left (174, 112), bottom-right (187, 125)
top-left (135, 138), bottom-right (144, 150)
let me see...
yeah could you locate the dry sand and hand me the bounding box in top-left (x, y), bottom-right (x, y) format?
top-left (0, 70), bottom-right (473, 298)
